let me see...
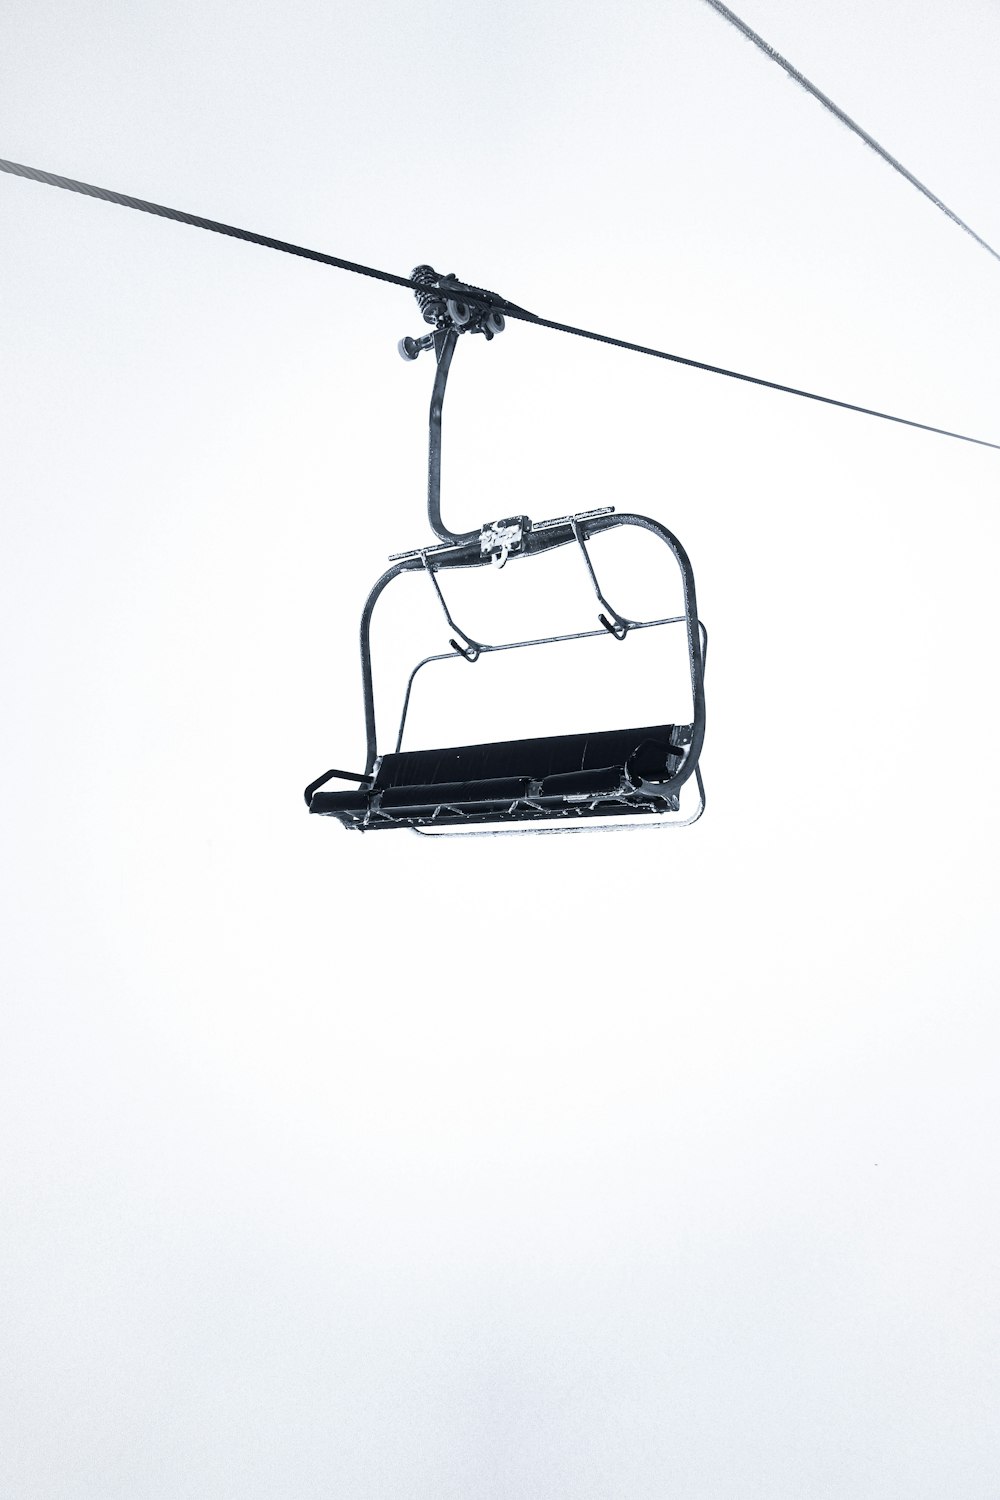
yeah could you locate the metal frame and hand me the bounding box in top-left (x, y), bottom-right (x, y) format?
top-left (396, 617), bottom-right (708, 837)
top-left (311, 306), bottom-right (706, 835)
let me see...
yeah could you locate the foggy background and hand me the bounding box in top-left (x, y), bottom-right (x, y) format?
top-left (2, 1), bottom-right (999, 1494)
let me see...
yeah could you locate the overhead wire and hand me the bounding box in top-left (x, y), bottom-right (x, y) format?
top-left (699, 0), bottom-right (1000, 267)
top-left (1, 154), bottom-right (998, 453)
top-left (0, 157), bottom-right (421, 292)
top-left (516, 311), bottom-right (999, 450)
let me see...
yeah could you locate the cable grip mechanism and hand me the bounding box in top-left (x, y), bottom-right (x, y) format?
top-left (398, 264), bottom-right (507, 360)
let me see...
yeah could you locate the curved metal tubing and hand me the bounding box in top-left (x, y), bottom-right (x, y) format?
top-left (393, 614), bottom-right (689, 753)
top-left (422, 327), bottom-right (701, 706)
top-left (343, 323), bottom-right (706, 831)
top-left (571, 520), bottom-right (631, 638)
top-left (357, 510), bottom-right (706, 796)
top-left (427, 329), bottom-right (479, 546)
top-left (577, 512), bottom-right (706, 789)
top-left (358, 558), bottom-right (419, 775)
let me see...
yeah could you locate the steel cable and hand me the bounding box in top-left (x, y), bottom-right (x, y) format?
top-left (2, 154), bottom-right (998, 452)
top-left (699, 0), bottom-right (1000, 267)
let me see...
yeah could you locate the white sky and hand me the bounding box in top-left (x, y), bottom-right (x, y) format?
top-left (2, 2), bottom-right (999, 1495)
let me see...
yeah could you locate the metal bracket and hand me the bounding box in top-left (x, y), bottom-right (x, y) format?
top-left (480, 516), bottom-right (530, 568)
top-left (421, 553), bottom-right (483, 661)
top-left (388, 507), bottom-right (616, 565)
top-left (571, 519), bottom-right (633, 639)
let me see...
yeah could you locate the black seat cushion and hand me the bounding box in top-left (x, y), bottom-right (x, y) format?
top-left (373, 724), bottom-right (682, 791)
top-left (309, 724), bottom-right (689, 824)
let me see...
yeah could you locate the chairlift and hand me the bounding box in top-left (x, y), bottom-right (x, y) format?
top-left (305, 266), bottom-right (707, 834)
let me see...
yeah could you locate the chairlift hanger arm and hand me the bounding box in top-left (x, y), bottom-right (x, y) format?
top-left (320, 258), bottom-right (707, 833)
top-left (427, 329), bottom-right (478, 546)
top-left (399, 267), bottom-right (511, 546)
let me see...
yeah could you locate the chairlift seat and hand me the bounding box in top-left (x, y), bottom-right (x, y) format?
top-left (308, 723), bottom-right (692, 830)
top-left (307, 275), bottom-right (706, 837)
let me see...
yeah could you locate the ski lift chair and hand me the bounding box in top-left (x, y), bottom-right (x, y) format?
top-left (306, 267), bottom-right (706, 835)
